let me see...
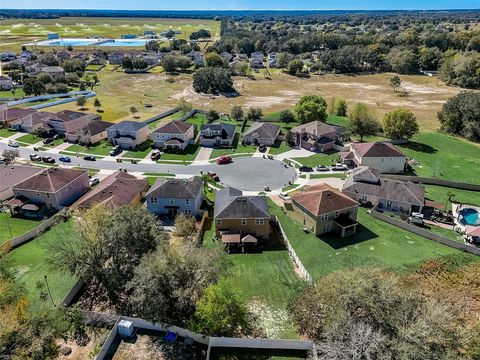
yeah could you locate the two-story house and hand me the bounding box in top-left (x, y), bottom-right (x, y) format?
top-left (151, 121), bottom-right (195, 150)
top-left (214, 187), bottom-right (271, 240)
top-left (340, 142), bottom-right (406, 174)
top-left (199, 123), bottom-right (236, 147)
top-left (107, 121), bottom-right (150, 149)
top-left (291, 184), bottom-right (359, 237)
top-left (288, 121), bottom-right (338, 152)
top-left (46, 110), bottom-right (99, 135)
top-left (10, 111), bottom-right (54, 133)
top-left (65, 120), bottom-right (114, 145)
top-left (146, 177), bottom-right (203, 218)
top-left (0, 75), bottom-right (13, 90)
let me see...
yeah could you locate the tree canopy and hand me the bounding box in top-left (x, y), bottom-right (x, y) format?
top-left (193, 67), bottom-right (234, 94)
top-left (383, 108), bottom-right (419, 140)
top-left (348, 103), bottom-right (379, 141)
top-left (294, 95), bottom-right (327, 124)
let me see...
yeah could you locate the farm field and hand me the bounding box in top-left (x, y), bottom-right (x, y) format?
top-left (0, 17), bottom-right (221, 51)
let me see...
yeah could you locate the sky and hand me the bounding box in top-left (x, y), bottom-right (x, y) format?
top-left (3, 0), bottom-right (479, 10)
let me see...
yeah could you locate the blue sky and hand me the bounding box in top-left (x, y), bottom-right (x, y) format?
top-left (4, 0), bottom-right (479, 10)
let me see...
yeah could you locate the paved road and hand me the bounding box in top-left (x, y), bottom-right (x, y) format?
top-left (0, 143), bottom-right (297, 192)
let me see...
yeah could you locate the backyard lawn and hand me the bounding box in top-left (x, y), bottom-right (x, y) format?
top-left (122, 140), bottom-right (153, 159)
top-left (4, 220), bottom-right (77, 312)
top-left (0, 88), bottom-right (25, 98)
top-left (65, 140), bottom-right (113, 156)
top-left (186, 113), bottom-right (208, 131)
top-left (160, 144), bottom-right (201, 161)
top-left (398, 131), bottom-right (480, 184)
top-left (0, 213), bottom-right (40, 243)
top-left (424, 185), bottom-right (480, 208)
top-left (291, 150), bottom-right (340, 167)
top-left (269, 201), bottom-right (476, 280)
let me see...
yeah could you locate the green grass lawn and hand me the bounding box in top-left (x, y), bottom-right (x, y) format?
top-left (15, 133), bottom-right (43, 145)
top-left (160, 144), bottom-right (201, 161)
top-left (269, 201), bottom-right (476, 280)
top-left (0, 88), bottom-right (25, 98)
top-left (0, 213), bottom-right (40, 243)
top-left (398, 131), bottom-right (480, 184)
top-left (122, 140), bottom-right (153, 159)
top-left (0, 128), bottom-right (17, 138)
top-left (186, 113), bottom-right (208, 131)
top-left (210, 133), bottom-right (257, 159)
top-left (85, 64), bottom-right (104, 71)
top-left (309, 173), bottom-right (346, 179)
top-left (65, 140), bottom-right (113, 156)
top-left (4, 220), bottom-right (77, 312)
top-left (291, 150), bottom-right (341, 167)
top-left (326, 115), bottom-right (349, 128)
top-left (269, 140), bottom-right (294, 155)
top-left (424, 185), bottom-right (480, 208)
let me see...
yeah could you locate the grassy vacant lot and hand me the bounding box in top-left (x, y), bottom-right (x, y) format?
top-left (65, 140), bottom-right (113, 156)
top-left (398, 131), bottom-right (480, 184)
top-left (0, 213), bottom-right (40, 243)
top-left (269, 201), bottom-right (475, 280)
top-left (4, 220), bottom-right (77, 312)
top-left (0, 17), bottom-right (221, 51)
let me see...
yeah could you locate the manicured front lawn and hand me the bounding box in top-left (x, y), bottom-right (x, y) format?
top-left (16, 133), bottom-right (43, 145)
top-left (65, 140), bottom-right (113, 156)
top-left (424, 185), bottom-right (480, 208)
top-left (269, 201), bottom-right (476, 280)
top-left (0, 88), bottom-right (25, 98)
top-left (209, 133), bottom-right (257, 159)
top-left (5, 220), bottom-right (77, 312)
top-left (160, 143), bottom-right (200, 161)
top-left (0, 213), bottom-right (40, 243)
top-left (269, 140), bottom-right (294, 155)
top-left (309, 173), bottom-right (346, 179)
top-left (291, 150), bottom-right (340, 167)
top-left (0, 128), bottom-right (17, 138)
top-left (122, 140), bottom-right (153, 159)
top-left (398, 131), bottom-right (480, 184)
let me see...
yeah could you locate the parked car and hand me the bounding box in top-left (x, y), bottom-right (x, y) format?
top-left (83, 155), bottom-right (96, 161)
top-left (279, 192), bottom-right (291, 201)
top-left (42, 156), bottom-right (55, 163)
top-left (8, 140), bottom-right (19, 147)
top-left (59, 156), bottom-right (71, 163)
top-left (216, 156), bottom-right (232, 165)
top-left (409, 212), bottom-right (424, 225)
top-left (207, 172), bottom-right (220, 182)
top-left (29, 154), bottom-right (41, 161)
top-left (299, 166), bottom-right (313, 172)
top-left (330, 163), bottom-right (348, 171)
top-left (89, 177), bottom-right (99, 186)
top-left (258, 144), bottom-right (266, 152)
top-left (109, 145), bottom-right (121, 156)
top-left (42, 137), bottom-right (54, 144)
top-left (53, 133), bottom-right (64, 140)
top-left (150, 150), bottom-right (161, 160)
top-left (316, 165), bottom-right (329, 171)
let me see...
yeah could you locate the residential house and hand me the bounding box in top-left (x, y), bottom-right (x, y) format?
top-left (214, 187), bottom-right (271, 239)
top-left (10, 111), bottom-right (54, 133)
top-left (74, 171), bottom-right (149, 210)
top-left (19, 50), bottom-right (35, 61)
top-left (199, 123), bottom-right (236, 147)
top-left (108, 52), bottom-right (125, 65)
top-left (7, 168), bottom-right (89, 217)
top-left (249, 57), bottom-right (264, 69)
top-left (342, 166), bottom-right (424, 213)
top-left (0, 52), bottom-right (16, 62)
top-left (30, 66), bottom-right (65, 80)
top-left (107, 121), bottom-right (150, 149)
top-left (242, 122), bottom-right (280, 146)
top-left (251, 52), bottom-right (264, 60)
top-left (220, 52), bottom-right (233, 63)
top-left (65, 120), bottom-right (114, 145)
top-left (288, 121), bottom-right (337, 152)
top-left (89, 56), bottom-right (106, 66)
top-left (232, 53), bottom-right (248, 62)
top-left (292, 184), bottom-right (359, 237)
top-left (146, 176), bottom-right (203, 217)
top-left (151, 121), bottom-right (195, 150)
top-left (0, 105), bottom-right (36, 126)
top-left (267, 58), bottom-right (277, 68)
top-left (0, 75), bottom-right (13, 90)
top-left (0, 164), bottom-right (44, 201)
top-left (46, 110), bottom-right (99, 135)
top-left (340, 142), bottom-right (406, 174)
top-left (55, 50), bottom-right (71, 63)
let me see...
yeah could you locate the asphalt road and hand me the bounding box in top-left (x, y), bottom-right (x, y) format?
top-left (1, 143), bottom-right (297, 192)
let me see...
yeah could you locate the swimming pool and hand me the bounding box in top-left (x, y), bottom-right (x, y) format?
top-left (31, 38), bottom-right (149, 47)
top-left (459, 208), bottom-right (480, 226)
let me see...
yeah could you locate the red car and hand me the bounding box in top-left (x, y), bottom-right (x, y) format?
top-left (216, 156), bottom-right (232, 165)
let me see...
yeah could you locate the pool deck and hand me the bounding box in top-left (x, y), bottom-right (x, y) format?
top-left (453, 203), bottom-right (480, 233)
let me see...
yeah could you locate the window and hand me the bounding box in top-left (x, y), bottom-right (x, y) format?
top-left (216, 219), bottom-right (222, 226)
top-left (150, 197), bottom-right (157, 204)
top-left (170, 198), bottom-right (174, 204)
top-left (185, 199), bottom-right (190, 205)
top-left (360, 195), bottom-right (367, 203)
top-left (320, 214), bottom-right (328, 221)
top-left (334, 211), bottom-right (339, 218)
top-left (46, 193), bottom-right (50, 198)
top-left (324, 224), bottom-right (331, 232)
top-left (255, 218), bottom-right (264, 225)
top-left (185, 209), bottom-right (192, 215)
top-left (241, 218), bottom-right (247, 225)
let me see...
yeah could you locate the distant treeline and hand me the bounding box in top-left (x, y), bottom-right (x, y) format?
top-left (1, 9), bottom-right (479, 20)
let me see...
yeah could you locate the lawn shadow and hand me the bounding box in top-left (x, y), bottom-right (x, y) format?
top-left (319, 223), bottom-right (378, 250)
top-left (399, 141), bottom-right (437, 154)
top-left (164, 143), bottom-right (199, 156)
top-left (133, 140), bottom-right (153, 152)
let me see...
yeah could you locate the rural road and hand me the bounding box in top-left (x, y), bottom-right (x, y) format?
top-left (0, 143), bottom-right (297, 192)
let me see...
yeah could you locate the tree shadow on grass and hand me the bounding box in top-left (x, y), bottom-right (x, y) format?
top-left (319, 223), bottom-right (378, 250)
top-left (399, 141), bottom-right (437, 154)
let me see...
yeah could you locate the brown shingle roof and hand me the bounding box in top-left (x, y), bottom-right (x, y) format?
top-left (0, 165), bottom-right (44, 194)
top-left (13, 168), bottom-right (87, 193)
top-left (293, 184), bottom-right (359, 216)
top-left (74, 171), bottom-right (149, 210)
top-left (290, 121), bottom-right (336, 137)
top-left (351, 142), bottom-right (405, 158)
top-left (153, 121), bottom-right (193, 135)
top-left (2, 108), bottom-right (36, 123)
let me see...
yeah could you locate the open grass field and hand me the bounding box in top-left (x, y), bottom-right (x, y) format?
top-left (4, 220), bottom-right (77, 312)
top-left (0, 17), bottom-right (221, 51)
top-left (269, 201), bottom-right (477, 280)
top-left (0, 213), bottom-right (40, 243)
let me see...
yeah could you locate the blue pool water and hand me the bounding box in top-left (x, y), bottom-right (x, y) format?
top-left (35, 38), bottom-right (148, 47)
top-left (459, 208), bottom-right (480, 226)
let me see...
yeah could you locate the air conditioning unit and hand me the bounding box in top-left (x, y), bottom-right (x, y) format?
top-left (117, 320), bottom-right (134, 337)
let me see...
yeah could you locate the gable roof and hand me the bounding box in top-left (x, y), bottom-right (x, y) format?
top-left (1, 107), bottom-right (36, 123)
top-left (0, 165), bottom-right (44, 195)
top-left (200, 123), bottom-right (236, 140)
top-left (293, 184), bottom-right (359, 217)
top-left (11, 111), bottom-right (53, 127)
top-left (146, 176), bottom-right (202, 199)
top-left (243, 122), bottom-right (280, 140)
top-left (351, 142), bottom-right (405, 158)
top-left (51, 110), bottom-right (89, 122)
top-left (13, 168), bottom-right (87, 193)
top-left (153, 121), bottom-right (194, 135)
top-left (290, 121), bottom-right (337, 138)
top-left (108, 120), bottom-right (146, 132)
top-left (66, 120), bottom-right (113, 136)
top-left (214, 186), bottom-right (270, 219)
top-left (74, 171), bottom-right (149, 210)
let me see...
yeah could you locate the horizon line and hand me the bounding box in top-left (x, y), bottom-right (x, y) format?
top-left (3, 8), bottom-right (480, 11)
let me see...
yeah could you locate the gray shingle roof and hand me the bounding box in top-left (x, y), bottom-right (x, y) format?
top-left (214, 186), bottom-right (270, 219)
top-left (146, 176), bottom-right (202, 199)
top-left (200, 123), bottom-right (236, 140)
top-left (108, 121), bottom-right (147, 132)
top-left (243, 122), bottom-right (280, 140)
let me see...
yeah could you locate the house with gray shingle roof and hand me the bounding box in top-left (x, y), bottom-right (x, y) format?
top-left (243, 122), bottom-right (280, 146)
top-left (151, 121), bottom-right (195, 150)
top-left (146, 176), bottom-right (203, 217)
top-left (342, 166), bottom-right (424, 214)
top-left (214, 187), bottom-right (271, 239)
top-left (107, 121), bottom-right (150, 149)
top-left (200, 123), bottom-right (236, 147)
